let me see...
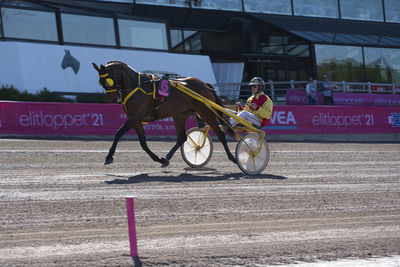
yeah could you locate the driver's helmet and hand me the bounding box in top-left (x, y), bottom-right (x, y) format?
top-left (249, 77), bottom-right (265, 87)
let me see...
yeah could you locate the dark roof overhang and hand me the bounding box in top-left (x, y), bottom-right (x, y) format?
top-left (251, 13), bottom-right (400, 48)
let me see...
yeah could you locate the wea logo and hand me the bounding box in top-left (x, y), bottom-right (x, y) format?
top-left (388, 113), bottom-right (400, 127)
top-left (266, 110), bottom-right (297, 130)
top-left (270, 111), bottom-right (296, 125)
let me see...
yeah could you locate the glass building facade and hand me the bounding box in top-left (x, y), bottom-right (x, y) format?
top-left (315, 45), bottom-right (364, 82)
top-left (385, 0), bottom-right (400, 22)
top-left (61, 14), bottom-right (116, 46)
top-left (340, 0), bottom-right (383, 22)
top-left (1, 0), bottom-right (400, 85)
top-left (293, 0), bottom-right (338, 18)
top-left (244, 0), bottom-right (292, 15)
top-left (315, 45), bottom-right (400, 83)
top-left (118, 19), bottom-right (168, 50)
top-left (1, 8), bottom-right (58, 41)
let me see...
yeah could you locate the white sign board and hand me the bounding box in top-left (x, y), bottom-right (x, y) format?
top-left (0, 41), bottom-right (217, 94)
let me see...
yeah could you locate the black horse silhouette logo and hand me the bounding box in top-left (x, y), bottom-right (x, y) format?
top-left (61, 49), bottom-right (80, 74)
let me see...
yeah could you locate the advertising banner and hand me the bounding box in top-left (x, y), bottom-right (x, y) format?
top-left (265, 105), bottom-right (400, 134)
top-left (286, 89), bottom-right (400, 107)
top-left (0, 101), bottom-right (399, 136)
top-left (0, 101), bottom-right (196, 136)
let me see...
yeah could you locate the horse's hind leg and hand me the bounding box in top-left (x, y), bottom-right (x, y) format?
top-left (199, 109), bottom-right (236, 164)
top-left (214, 124), bottom-right (236, 164)
top-left (165, 115), bottom-right (188, 162)
top-left (194, 113), bottom-right (205, 128)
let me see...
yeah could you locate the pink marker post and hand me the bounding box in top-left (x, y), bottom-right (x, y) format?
top-left (126, 197), bottom-right (142, 267)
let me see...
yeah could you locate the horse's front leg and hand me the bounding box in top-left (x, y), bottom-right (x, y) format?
top-left (105, 118), bottom-right (134, 165)
top-left (135, 123), bottom-right (169, 167)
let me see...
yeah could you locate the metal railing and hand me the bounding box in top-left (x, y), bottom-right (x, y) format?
top-left (215, 80), bottom-right (400, 104)
top-left (51, 80), bottom-right (400, 104)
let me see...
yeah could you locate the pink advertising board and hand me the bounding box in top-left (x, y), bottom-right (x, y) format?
top-left (265, 105), bottom-right (400, 134)
top-left (0, 101), bottom-right (399, 136)
top-left (286, 89), bottom-right (400, 107)
top-left (0, 101), bottom-right (196, 136)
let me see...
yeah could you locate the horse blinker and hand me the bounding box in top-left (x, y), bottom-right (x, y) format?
top-left (105, 78), bottom-right (114, 87)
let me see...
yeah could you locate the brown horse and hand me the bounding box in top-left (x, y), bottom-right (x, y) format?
top-left (92, 61), bottom-right (235, 167)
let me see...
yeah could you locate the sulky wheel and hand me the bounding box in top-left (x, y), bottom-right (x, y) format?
top-left (235, 133), bottom-right (269, 175)
top-left (181, 127), bottom-right (213, 168)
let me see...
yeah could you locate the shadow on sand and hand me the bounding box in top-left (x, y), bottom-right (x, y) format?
top-left (105, 167), bottom-right (287, 184)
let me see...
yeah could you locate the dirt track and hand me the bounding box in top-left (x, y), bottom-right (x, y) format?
top-left (0, 139), bottom-right (399, 266)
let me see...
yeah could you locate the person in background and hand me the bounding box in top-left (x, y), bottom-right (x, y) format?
top-left (230, 77), bottom-right (273, 127)
top-left (305, 76), bottom-right (317, 105)
top-left (319, 74), bottom-right (335, 105)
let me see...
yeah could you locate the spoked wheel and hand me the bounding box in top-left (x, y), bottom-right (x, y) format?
top-left (235, 133), bottom-right (269, 175)
top-left (181, 127), bottom-right (213, 168)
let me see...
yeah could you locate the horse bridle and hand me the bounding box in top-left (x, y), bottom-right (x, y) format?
top-left (99, 70), bottom-right (119, 91)
top-left (98, 67), bottom-right (125, 103)
top-left (99, 69), bottom-right (156, 112)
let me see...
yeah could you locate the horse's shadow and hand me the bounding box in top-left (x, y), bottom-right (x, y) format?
top-left (105, 167), bottom-right (287, 184)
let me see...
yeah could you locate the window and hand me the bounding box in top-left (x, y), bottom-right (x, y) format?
top-left (192, 0), bottom-right (242, 11)
top-left (170, 29), bottom-right (183, 50)
top-left (315, 44), bottom-right (364, 81)
top-left (170, 29), bottom-right (233, 54)
top-left (340, 0), bottom-right (383, 21)
top-left (244, 0), bottom-right (291, 15)
top-left (135, 0), bottom-right (188, 7)
top-left (96, 0), bottom-right (133, 2)
top-left (118, 19), bottom-right (168, 50)
top-left (293, 0), bottom-right (338, 18)
top-left (170, 29), bottom-right (199, 52)
top-left (1, 8), bottom-right (57, 41)
top-left (286, 44), bottom-right (310, 57)
top-left (364, 47), bottom-right (400, 83)
top-left (259, 32), bottom-right (310, 57)
top-left (0, 11), bottom-right (2, 38)
top-left (262, 36), bottom-right (285, 54)
top-left (62, 14), bottom-right (115, 46)
top-left (384, 0), bottom-right (400, 23)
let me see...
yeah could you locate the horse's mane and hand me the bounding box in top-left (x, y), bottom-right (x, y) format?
top-left (106, 61), bottom-right (138, 74)
top-left (106, 61), bottom-right (127, 67)
top-left (104, 61), bottom-right (214, 92)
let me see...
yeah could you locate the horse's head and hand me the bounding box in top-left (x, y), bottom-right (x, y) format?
top-left (92, 61), bottom-right (139, 103)
top-left (62, 50), bottom-right (80, 74)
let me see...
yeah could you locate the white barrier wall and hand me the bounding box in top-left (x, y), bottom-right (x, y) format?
top-left (0, 41), bottom-right (217, 94)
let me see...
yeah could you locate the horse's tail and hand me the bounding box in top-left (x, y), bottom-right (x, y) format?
top-left (211, 87), bottom-right (236, 138)
top-left (191, 82), bottom-right (234, 137)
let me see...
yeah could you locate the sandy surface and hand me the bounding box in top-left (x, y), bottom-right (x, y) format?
top-left (0, 139), bottom-right (399, 266)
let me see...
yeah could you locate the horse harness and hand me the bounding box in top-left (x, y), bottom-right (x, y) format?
top-left (99, 71), bottom-right (170, 120)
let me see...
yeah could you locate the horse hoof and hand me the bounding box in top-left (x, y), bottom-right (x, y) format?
top-left (161, 158), bottom-right (170, 168)
top-left (105, 157), bottom-right (113, 165)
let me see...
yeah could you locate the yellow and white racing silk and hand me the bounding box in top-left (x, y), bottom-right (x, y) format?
top-left (243, 92), bottom-right (273, 126)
